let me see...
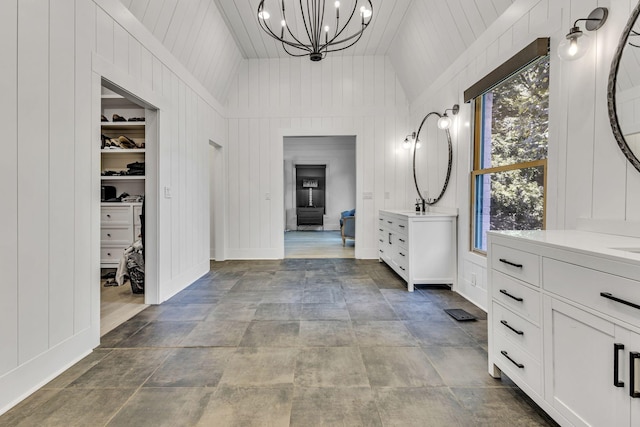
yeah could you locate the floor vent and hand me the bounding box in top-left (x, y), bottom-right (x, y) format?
top-left (444, 308), bottom-right (476, 321)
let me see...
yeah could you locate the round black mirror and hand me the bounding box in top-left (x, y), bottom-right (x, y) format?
top-left (412, 111), bottom-right (453, 206)
top-left (608, 0), bottom-right (640, 172)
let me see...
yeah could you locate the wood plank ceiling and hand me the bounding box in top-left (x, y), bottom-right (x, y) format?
top-left (121, 0), bottom-right (514, 104)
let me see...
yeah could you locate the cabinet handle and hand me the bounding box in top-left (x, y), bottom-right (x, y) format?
top-left (106, 214), bottom-right (111, 218)
top-left (379, 250), bottom-right (384, 253)
top-left (379, 239), bottom-right (383, 243)
top-left (631, 351), bottom-right (640, 398)
top-left (500, 350), bottom-right (524, 369)
top-left (499, 289), bottom-right (523, 302)
top-left (379, 228), bottom-right (383, 232)
top-left (107, 233), bottom-right (111, 237)
top-left (399, 266), bottom-right (406, 271)
top-left (107, 252), bottom-right (111, 256)
top-left (499, 258), bottom-right (523, 268)
top-left (614, 343), bottom-right (625, 388)
top-left (600, 292), bottom-right (640, 311)
top-left (500, 320), bottom-right (524, 335)
top-left (398, 224), bottom-right (405, 228)
top-left (388, 232), bottom-right (392, 245)
top-left (399, 252), bottom-right (405, 257)
top-left (387, 220), bottom-right (393, 224)
top-left (399, 238), bottom-right (406, 243)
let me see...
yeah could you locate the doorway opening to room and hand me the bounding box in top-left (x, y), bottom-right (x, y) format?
top-left (99, 80), bottom-right (156, 336)
top-left (283, 136), bottom-right (356, 258)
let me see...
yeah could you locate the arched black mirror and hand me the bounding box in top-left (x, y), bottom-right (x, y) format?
top-left (412, 111), bottom-right (453, 206)
top-left (609, 0), bottom-right (640, 172)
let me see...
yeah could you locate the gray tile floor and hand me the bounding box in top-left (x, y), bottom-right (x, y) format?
top-left (1, 259), bottom-right (558, 426)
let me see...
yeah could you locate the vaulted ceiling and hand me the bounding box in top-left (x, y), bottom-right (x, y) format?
top-left (121, 0), bottom-right (515, 105)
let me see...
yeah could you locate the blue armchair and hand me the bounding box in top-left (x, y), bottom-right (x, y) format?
top-left (340, 209), bottom-right (355, 246)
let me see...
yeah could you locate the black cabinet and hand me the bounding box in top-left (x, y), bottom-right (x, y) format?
top-left (296, 207), bottom-right (324, 227)
top-left (295, 165), bottom-right (325, 229)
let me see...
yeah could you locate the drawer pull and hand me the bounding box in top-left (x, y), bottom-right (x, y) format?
top-left (106, 214), bottom-right (111, 218)
top-left (614, 343), bottom-right (625, 388)
top-left (379, 239), bottom-right (383, 243)
top-left (500, 320), bottom-right (524, 335)
top-left (379, 250), bottom-right (384, 253)
top-left (399, 266), bottom-right (406, 271)
top-left (107, 233), bottom-right (111, 237)
top-left (379, 228), bottom-right (383, 232)
top-left (631, 352), bottom-right (640, 398)
top-left (387, 220), bottom-right (393, 224)
top-left (399, 238), bottom-right (406, 243)
top-left (499, 289), bottom-right (523, 302)
top-left (500, 350), bottom-right (524, 369)
top-left (600, 292), bottom-right (640, 310)
top-left (398, 224), bottom-right (405, 228)
top-left (107, 252), bottom-right (112, 256)
top-left (499, 258), bottom-right (523, 268)
top-left (388, 232), bottom-right (392, 245)
top-left (399, 252), bottom-right (405, 257)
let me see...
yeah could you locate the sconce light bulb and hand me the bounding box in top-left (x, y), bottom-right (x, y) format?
top-left (438, 115), bottom-right (452, 130)
top-left (258, 10), bottom-right (270, 20)
top-left (568, 38), bottom-right (578, 56)
top-left (281, 19), bottom-right (286, 27)
top-left (415, 141), bottom-right (422, 150)
top-left (335, 1), bottom-right (340, 8)
top-left (360, 6), bottom-right (372, 18)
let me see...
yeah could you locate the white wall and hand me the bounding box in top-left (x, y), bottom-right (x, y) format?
top-left (0, 0), bottom-right (235, 414)
top-left (284, 136), bottom-right (356, 231)
top-left (393, 0), bottom-right (639, 310)
top-left (225, 56), bottom-right (411, 259)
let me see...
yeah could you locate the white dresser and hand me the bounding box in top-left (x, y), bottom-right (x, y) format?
top-left (488, 230), bottom-right (640, 427)
top-left (378, 209), bottom-right (456, 292)
top-left (101, 202), bottom-right (142, 267)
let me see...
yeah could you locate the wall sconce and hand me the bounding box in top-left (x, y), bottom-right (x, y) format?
top-left (437, 104), bottom-right (460, 130)
top-left (402, 132), bottom-right (421, 150)
top-left (558, 7), bottom-right (608, 61)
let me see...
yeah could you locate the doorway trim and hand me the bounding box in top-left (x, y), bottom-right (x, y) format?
top-left (209, 140), bottom-right (227, 261)
top-left (276, 127), bottom-right (363, 259)
top-left (91, 53), bottom-right (168, 341)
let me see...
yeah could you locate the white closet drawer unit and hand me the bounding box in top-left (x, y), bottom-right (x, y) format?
top-left (100, 226), bottom-right (133, 244)
top-left (491, 244), bottom-right (540, 287)
top-left (133, 205), bottom-right (142, 225)
top-left (101, 206), bottom-right (131, 224)
top-left (101, 246), bottom-right (127, 264)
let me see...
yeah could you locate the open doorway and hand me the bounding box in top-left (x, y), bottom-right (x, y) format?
top-left (283, 136), bottom-right (356, 258)
top-left (99, 81), bottom-right (156, 336)
top-left (209, 141), bottom-right (226, 261)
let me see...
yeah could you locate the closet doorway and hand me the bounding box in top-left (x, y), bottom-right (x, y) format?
top-left (99, 80), bottom-right (156, 336)
top-left (283, 136), bottom-right (356, 258)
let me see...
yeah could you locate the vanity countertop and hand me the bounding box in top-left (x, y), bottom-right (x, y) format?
top-left (489, 229), bottom-right (640, 266)
top-left (380, 209), bottom-right (457, 218)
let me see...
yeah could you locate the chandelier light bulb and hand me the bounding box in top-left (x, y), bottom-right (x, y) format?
top-left (257, 0), bottom-right (373, 61)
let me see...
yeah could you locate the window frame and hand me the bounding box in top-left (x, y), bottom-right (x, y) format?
top-left (466, 40), bottom-right (550, 255)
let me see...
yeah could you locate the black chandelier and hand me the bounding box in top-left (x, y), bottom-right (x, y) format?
top-left (257, 0), bottom-right (373, 62)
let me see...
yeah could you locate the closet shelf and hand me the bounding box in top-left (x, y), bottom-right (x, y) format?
top-left (101, 122), bottom-right (146, 128)
top-left (101, 149), bottom-right (145, 154)
top-left (101, 176), bottom-right (145, 181)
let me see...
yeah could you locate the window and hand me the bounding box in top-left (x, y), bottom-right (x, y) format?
top-left (470, 52), bottom-right (550, 253)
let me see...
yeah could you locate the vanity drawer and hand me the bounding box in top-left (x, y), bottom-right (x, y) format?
top-left (493, 331), bottom-right (542, 396)
top-left (101, 206), bottom-right (131, 224)
top-left (100, 226), bottom-right (132, 244)
top-left (543, 257), bottom-right (640, 327)
top-left (491, 271), bottom-right (541, 324)
top-left (491, 244), bottom-right (540, 287)
top-left (492, 302), bottom-right (541, 361)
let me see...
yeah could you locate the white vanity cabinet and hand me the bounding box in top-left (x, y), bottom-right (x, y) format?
top-left (488, 230), bottom-right (640, 427)
top-left (378, 210), bottom-right (456, 292)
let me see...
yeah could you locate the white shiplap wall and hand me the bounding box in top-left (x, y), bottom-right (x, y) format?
top-left (0, 0), bottom-right (232, 414)
top-left (226, 55), bottom-right (411, 259)
top-left (397, 0), bottom-right (640, 310)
